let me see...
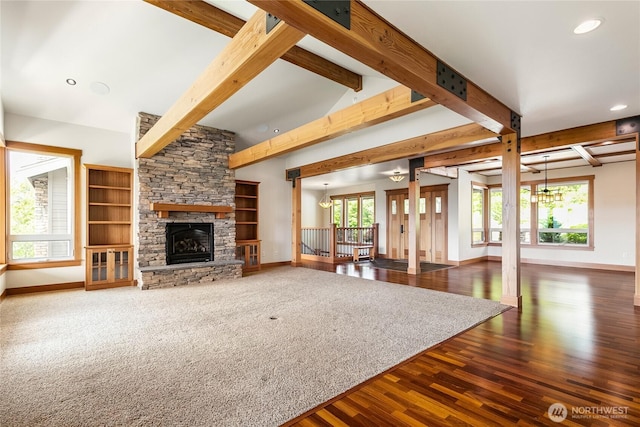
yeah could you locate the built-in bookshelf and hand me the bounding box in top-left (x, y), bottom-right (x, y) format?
top-left (235, 180), bottom-right (260, 271)
top-left (84, 164), bottom-right (133, 289)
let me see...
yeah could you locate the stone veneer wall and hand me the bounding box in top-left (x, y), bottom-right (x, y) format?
top-left (136, 112), bottom-right (242, 289)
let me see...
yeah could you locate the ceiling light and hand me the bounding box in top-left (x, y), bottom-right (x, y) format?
top-left (389, 171), bottom-right (405, 182)
top-left (319, 183), bottom-right (332, 209)
top-left (273, 128), bottom-right (280, 134)
top-left (610, 104), bottom-right (628, 111)
top-left (90, 81), bottom-right (110, 95)
top-left (66, 78), bottom-right (76, 86)
top-left (531, 156), bottom-right (563, 204)
top-left (573, 19), bottom-right (602, 34)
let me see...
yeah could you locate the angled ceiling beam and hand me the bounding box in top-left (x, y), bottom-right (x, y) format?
top-left (248, 0), bottom-right (515, 135)
top-left (571, 145), bottom-right (602, 166)
top-left (229, 85), bottom-right (436, 169)
top-left (136, 10), bottom-right (305, 158)
top-left (289, 123), bottom-right (496, 179)
top-left (144, 0), bottom-right (362, 91)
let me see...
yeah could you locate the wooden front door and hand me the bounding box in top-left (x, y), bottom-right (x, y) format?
top-left (386, 185), bottom-right (448, 263)
top-left (387, 192), bottom-right (407, 259)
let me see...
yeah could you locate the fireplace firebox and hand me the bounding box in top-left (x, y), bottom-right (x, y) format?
top-left (166, 223), bottom-right (213, 265)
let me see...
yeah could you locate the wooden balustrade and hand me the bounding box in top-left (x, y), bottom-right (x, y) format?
top-left (301, 224), bottom-right (378, 264)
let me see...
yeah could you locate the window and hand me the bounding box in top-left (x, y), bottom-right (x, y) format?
top-left (331, 199), bottom-right (343, 226)
top-left (489, 186), bottom-right (532, 244)
top-left (535, 181), bottom-right (590, 245)
top-left (6, 142), bottom-right (82, 265)
top-left (360, 195), bottom-right (375, 227)
top-left (472, 185), bottom-right (486, 244)
top-left (485, 177), bottom-right (592, 248)
top-left (330, 192), bottom-right (375, 228)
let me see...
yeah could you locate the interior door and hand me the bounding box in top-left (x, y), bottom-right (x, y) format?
top-left (431, 189), bottom-right (447, 263)
top-left (386, 192), bottom-right (407, 259)
top-left (386, 185), bottom-right (448, 263)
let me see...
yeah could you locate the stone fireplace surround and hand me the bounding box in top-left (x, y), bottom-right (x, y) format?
top-left (136, 112), bottom-right (242, 290)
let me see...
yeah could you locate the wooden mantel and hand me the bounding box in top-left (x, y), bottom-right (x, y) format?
top-left (150, 203), bottom-right (233, 219)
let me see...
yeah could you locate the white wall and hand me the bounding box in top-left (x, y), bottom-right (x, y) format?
top-left (0, 270), bottom-right (6, 297)
top-left (0, 96), bottom-right (5, 144)
top-left (0, 98), bottom-right (5, 296)
top-left (235, 157), bottom-right (293, 264)
top-left (5, 114), bottom-right (132, 288)
top-left (486, 162), bottom-right (636, 268)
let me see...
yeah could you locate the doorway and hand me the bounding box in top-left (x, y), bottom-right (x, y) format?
top-left (386, 184), bottom-right (448, 263)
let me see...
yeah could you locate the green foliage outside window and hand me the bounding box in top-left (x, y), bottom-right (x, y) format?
top-left (10, 180), bottom-right (36, 258)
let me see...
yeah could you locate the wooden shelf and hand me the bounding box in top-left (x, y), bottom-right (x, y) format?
top-left (150, 203), bottom-right (233, 219)
top-left (89, 184), bottom-right (131, 191)
top-left (88, 221), bottom-right (132, 225)
top-left (235, 180), bottom-right (260, 271)
top-left (85, 164), bottom-right (134, 289)
top-left (89, 202), bottom-right (131, 207)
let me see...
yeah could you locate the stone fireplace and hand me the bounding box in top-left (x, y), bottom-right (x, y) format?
top-left (135, 112), bottom-right (242, 289)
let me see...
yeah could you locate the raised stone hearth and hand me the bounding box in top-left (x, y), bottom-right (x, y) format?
top-left (136, 112), bottom-right (242, 289)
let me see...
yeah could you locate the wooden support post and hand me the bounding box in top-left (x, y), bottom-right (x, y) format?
top-left (373, 223), bottom-right (379, 259)
top-left (330, 223), bottom-right (337, 260)
top-left (500, 133), bottom-right (522, 307)
top-left (635, 134), bottom-right (640, 306)
top-left (407, 171), bottom-right (421, 275)
top-left (291, 178), bottom-right (302, 266)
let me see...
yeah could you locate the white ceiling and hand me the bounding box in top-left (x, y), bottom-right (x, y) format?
top-left (2, 1), bottom-right (638, 189)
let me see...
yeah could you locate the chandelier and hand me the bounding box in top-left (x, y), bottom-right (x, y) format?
top-left (319, 183), bottom-right (332, 209)
top-left (531, 156), bottom-right (563, 203)
top-left (389, 171), bottom-right (405, 182)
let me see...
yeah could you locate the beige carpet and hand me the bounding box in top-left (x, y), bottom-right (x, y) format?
top-left (0, 266), bottom-right (507, 426)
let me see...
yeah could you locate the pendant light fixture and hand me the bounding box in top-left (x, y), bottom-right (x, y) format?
top-left (531, 156), bottom-right (563, 204)
top-left (319, 183), bottom-right (332, 209)
top-left (389, 171), bottom-right (405, 182)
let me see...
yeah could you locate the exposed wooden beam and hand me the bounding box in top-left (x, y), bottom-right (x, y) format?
top-left (423, 144), bottom-right (502, 169)
top-left (290, 123), bottom-right (496, 179)
top-left (571, 145), bottom-right (602, 166)
top-left (424, 117), bottom-right (636, 168)
top-left (522, 121), bottom-right (618, 152)
top-left (521, 164), bottom-right (540, 173)
top-left (144, 0), bottom-right (362, 91)
top-left (248, 0), bottom-right (515, 134)
top-left (136, 10), bottom-right (305, 158)
top-left (422, 167), bottom-right (459, 179)
top-left (229, 85), bottom-right (436, 169)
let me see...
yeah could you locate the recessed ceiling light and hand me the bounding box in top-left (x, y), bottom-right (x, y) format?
top-left (573, 19), bottom-right (603, 34)
top-left (610, 104), bottom-right (628, 111)
top-left (66, 78), bottom-right (76, 86)
top-left (273, 128), bottom-right (280, 134)
top-left (90, 81), bottom-right (110, 95)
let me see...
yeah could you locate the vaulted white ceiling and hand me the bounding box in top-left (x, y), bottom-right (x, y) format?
top-left (2, 1), bottom-right (638, 188)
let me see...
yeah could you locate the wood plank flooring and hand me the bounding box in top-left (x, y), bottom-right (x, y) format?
top-left (284, 261), bottom-right (640, 426)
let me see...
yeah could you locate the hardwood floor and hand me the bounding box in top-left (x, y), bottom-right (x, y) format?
top-left (285, 261), bottom-right (640, 426)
